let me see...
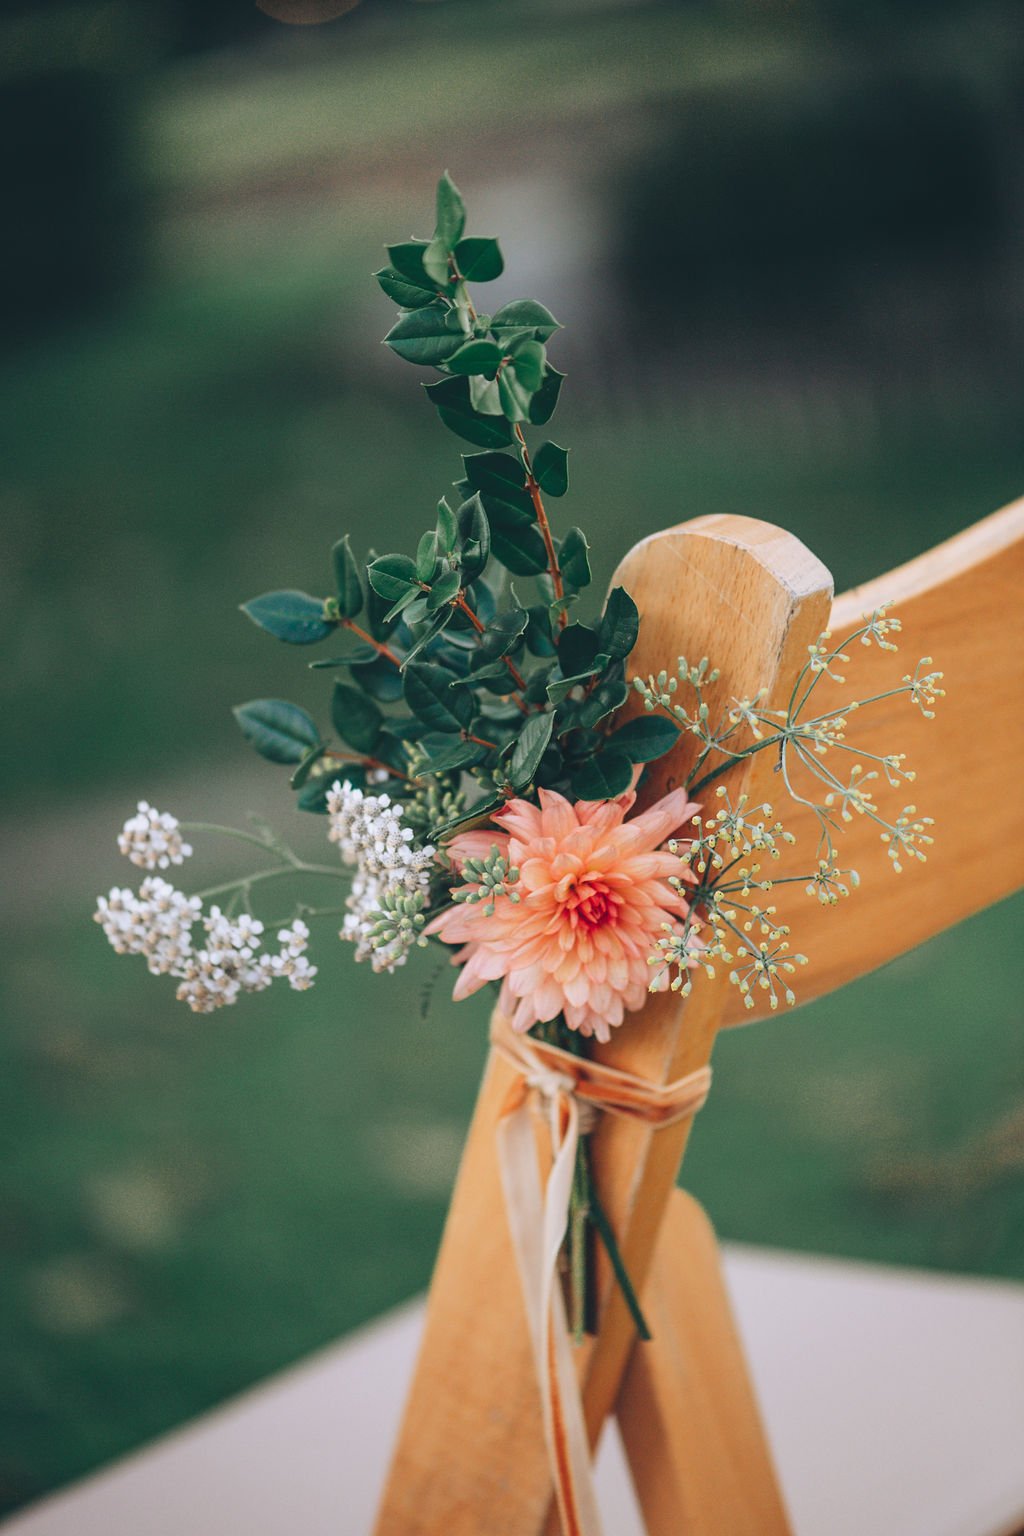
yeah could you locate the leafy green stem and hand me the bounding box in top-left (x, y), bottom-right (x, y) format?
top-left (181, 822), bottom-right (289, 856)
top-left (586, 1172), bottom-right (652, 1342)
top-left (191, 862), bottom-right (345, 903)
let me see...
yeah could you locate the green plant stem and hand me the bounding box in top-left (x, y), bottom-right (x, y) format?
top-left (570, 1138), bottom-right (590, 1345)
top-left (192, 862), bottom-right (345, 903)
top-left (687, 734), bottom-right (777, 796)
top-left (261, 903), bottom-right (351, 927)
top-left (181, 822), bottom-right (286, 855)
top-left (586, 1175), bottom-right (652, 1342)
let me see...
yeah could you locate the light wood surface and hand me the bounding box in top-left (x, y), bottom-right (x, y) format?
top-left (374, 516), bottom-right (833, 1535)
top-left (618, 1189), bottom-right (791, 1536)
top-left (716, 497), bottom-right (1024, 1025)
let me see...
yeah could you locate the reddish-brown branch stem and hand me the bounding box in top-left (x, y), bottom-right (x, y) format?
top-left (464, 732), bottom-right (498, 750)
top-left (324, 749), bottom-right (411, 783)
top-left (514, 423), bottom-right (566, 629)
top-left (454, 594), bottom-right (530, 698)
top-left (341, 618), bottom-right (402, 668)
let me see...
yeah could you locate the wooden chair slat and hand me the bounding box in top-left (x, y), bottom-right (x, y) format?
top-left (717, 497), bottom-right (1024, 1026)
top-left (374, 517), bottom-right (833, 1534)
top-left (617, 1189), bottom-right (791, 1536)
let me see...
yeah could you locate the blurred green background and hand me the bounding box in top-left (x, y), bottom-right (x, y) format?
top-left (2, 0), bottom-right (1022, 1516)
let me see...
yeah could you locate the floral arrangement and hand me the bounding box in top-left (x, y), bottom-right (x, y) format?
top-left (95, 175), bottom-right (942, 1345)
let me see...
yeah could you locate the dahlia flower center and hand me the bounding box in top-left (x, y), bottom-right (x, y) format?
top-left (561, 876), bottom-right (619, 931)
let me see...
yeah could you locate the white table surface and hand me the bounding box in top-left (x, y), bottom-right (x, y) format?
top-left (4, 1246), bottom-right (1023, 1536)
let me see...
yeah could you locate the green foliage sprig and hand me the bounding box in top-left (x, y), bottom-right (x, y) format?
top-left (235, 174), bottom-right (675, 833)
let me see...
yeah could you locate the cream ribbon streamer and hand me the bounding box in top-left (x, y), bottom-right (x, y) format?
top-left (490, 1015), bottom-right (713, 1536)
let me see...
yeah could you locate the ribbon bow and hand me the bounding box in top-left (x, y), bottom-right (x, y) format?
top-left (490, 1014), bottom-right (712, 1536)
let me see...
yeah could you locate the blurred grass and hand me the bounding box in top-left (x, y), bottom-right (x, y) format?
top-left (1, 0), bottom-right (1022, 1515)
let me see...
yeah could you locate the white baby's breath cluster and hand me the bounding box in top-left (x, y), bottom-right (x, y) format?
top-left (117, 801), bottom-right (193, 869)
top-left (95, 807), bottom-right (318, 1012)
top-left (327, 780), bottom-right (436, 973)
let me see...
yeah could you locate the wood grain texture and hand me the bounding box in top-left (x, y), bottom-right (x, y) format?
top-left (374, 516), bottom-right (833, 1535)
top-left (718, 496), bottom-right (1024, 1026)
top-left (618, 1189), bottom-right (791, 1536)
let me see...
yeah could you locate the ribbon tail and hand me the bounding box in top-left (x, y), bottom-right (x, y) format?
top-left (497, 1095), bottom-right (604, 1536)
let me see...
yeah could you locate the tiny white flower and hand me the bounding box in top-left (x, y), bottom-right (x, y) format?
top-left (118, 802), bottom-right (193, 870)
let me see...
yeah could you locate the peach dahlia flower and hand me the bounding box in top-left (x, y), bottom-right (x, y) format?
top-left (428, 785), bottom-right (699, 1043)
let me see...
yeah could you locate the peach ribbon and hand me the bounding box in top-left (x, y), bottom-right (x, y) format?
top-left (490, 1014), bottom-right (712, 1536)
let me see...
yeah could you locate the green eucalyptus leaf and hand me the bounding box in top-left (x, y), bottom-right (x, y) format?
top-left (379, 716), bottom-right (426, 743)
top-left (400, 604), bottom-right (454, 668)
top-left (386, 241), bottom-right (432, 287)
top-left (296, 772), bottom-right (342, 814)
top-left (365, 569), bottom-right (399, 640)
top-left (233, 699), bottom-right (321, 765)
top-left (424, 375), bottom-right (514, 448)
top-left (367, 554), bottom-right (420, 605)
top-left (435, 170), bottom-right (466, 249)
top-left (415, 739), bottom-right (487, 776)
top-left (558, 622), bottom-right (601, 677)
top-left (559, 527), bottom-right (591, 591)
top-left (427, 569), bottom-right (461, 611)
top-left (308, 644), bottom-right (377, 670)
top-left (491, 299), bottom-right (561, 341)
top-left (480, 606), bottom-right (529, 659)
top-left (384, 306), bottom-right (465, 368)
top-left (446, 339), bottom-right (504, 376)
top-left (599, 586), bottom-right (640, 660)
top-left (422, 235), bottom-right (451, 288)
top-left (416, 530), bottom-right (441, 583)
top-left (289, 743), bottom-right (327, 790)
top-left (464, 578), bottom-right (496, 628)
top-left (403, 661), bottom-right (473, 734)
top-left (577, 674), bottom-right (629, 729)
top-left (348, 651), bottom-right (405, 702)
top-left (431, 795), bottom-right (504, 843)
top-left (547, 669), bottom-right (600, 705)
top-left (241, 590), bottom-right (333, 646)
top-left (374, 266), bottom-right (436, 310)
top-left (463, 658), bottom-right (512, 684)
top-left (498, 366), bottom-right (535, 423)
top-left (570, 749), bottom-right (634, 801)
top-left (468, 373), bottom-right (503, 414)
top-left (508, 338), bottom-right (546, 392)
top-left (606, 715), bottom-right (682, 763)
top-left (456, 492), bottom-right (491, 584)
top-left (401, 596), bottom-right (430, 627)
top-left (455, 236), bottom-right (503, 282)
top-left (462, 453), bottom-right (533, 524)
top-left (525, 604), bottom-right (556, 656)
top-left (529, 365), bottom-right (566, 426)
top-left (384, 587), bottom-right (425, 624)
top-left (509, 711), bottom-right (555, 789)
top-left (436, 497), bottom-right (458, 554)
top-left (490, 523), bottom-right (548, 575)
top-left (331, 681), bottom-right (382, 754)
top-left (533, 441), bottom-right (569, 497)
top-left (331, 535), bottom-right (364, 618)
